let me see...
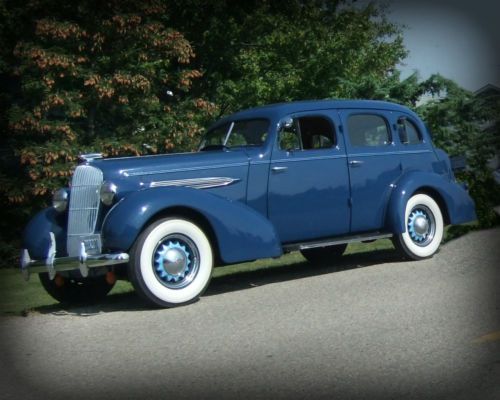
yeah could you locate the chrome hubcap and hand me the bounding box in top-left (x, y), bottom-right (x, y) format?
top-left (408, 206), bottom-right (435, 247)
top-left (153, 235), bottom-right (199, 289)
top-left (413, 215), bottom-right (429, 235)
top-left (162, 248), bottom-right (188, 276)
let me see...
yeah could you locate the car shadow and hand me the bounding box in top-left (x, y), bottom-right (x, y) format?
top-left (205, 249), bottom-right (402, 296)
top-left (32, 248), bottom-right (403, 316)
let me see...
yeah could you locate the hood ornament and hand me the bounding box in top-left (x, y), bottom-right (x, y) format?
top-left (78, 153), bottom-right (103, 163)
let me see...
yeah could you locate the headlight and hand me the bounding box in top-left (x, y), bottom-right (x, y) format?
top-left (100, 181), bottom-right (117, 206)
top-left (52, 188), bottom-right (69, 212)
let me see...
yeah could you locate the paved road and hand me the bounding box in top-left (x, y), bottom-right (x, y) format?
top-left (1, 228), bottom-right (499, 400)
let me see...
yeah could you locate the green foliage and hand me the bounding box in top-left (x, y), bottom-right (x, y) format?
top-left (167, 0), bottom-right (407, 112)
top-left (415, 75), bottom-right (500, 227)
top-left (0, 0), bottom-right (497, 269)
top-left (2, 0), bottom-right (213, 206)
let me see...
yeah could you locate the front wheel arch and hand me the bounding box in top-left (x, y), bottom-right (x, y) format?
top-left (102, 187), bottom-right (282, 265)
top-left (140, 206), bottom-right (221, 265)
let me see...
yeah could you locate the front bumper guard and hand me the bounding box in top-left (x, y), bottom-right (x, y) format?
top-left (20, 232), bottom-right (129, 281)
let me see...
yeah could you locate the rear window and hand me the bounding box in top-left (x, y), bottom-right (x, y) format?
top-left (347, 115), bottom-right (391, 147)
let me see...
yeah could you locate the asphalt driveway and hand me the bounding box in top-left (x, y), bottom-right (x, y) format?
top-left (1, 228), bottom-right (499, 400)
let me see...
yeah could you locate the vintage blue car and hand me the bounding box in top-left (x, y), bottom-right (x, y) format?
top-left (21, 100), bottom-right (476, 307)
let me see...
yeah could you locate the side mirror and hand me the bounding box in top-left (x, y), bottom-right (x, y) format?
top-left (279, 117), bottom-right (294, 130)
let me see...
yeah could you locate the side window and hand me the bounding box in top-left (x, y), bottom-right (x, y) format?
top-left (397, 117), bottom-right (422, 145)
top-left (227, 119), bottom-right (269, 147)
top-left (347, 114), bottom-right (391, 147)
top-left (279, 116), bottom-right (335, 151)
top-left (203, 123), bottom-right (231, 147)
top-left (279, 119), bottom-right (302, 151)
top-left (299, 116), bottom-right (335, 150)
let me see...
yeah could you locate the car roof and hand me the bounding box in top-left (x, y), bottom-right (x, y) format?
top-left (211, 99), bottom-right (418, 128)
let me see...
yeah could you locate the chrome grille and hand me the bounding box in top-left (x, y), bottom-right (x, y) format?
top-left (67, 165), bottom-right (103, 256)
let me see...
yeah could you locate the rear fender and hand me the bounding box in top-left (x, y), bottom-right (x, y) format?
top-left (102, 186), bottom-right (282, 264)
top-left (386, 171), bottom-right (477, 233)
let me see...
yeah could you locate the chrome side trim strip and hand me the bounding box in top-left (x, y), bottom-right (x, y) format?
top-left (150, 177), bottom-right (241, 189)
top-left (283, 232), bottom-right (393, 252)
top-left (348, 149), bottom-right (431, 157)
top-left (126, 162), bottom-right (248, 177)
top-left (271, 154), bottom-right (347, 164)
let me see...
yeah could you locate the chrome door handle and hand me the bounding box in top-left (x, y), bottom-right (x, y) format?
top-left (271, 166), bottom-right (288, 172)
top-left (349, 160), bottom-right (364, 167)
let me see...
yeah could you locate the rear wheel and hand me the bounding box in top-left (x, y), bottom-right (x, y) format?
top-left (39, 272), bottom-right (115, 304)
top-left (129, 217), bottom-right (213, 308)
top-left (393, 193), bottom-right (444, 260)
top-left (300, 243), bottom-right (347, 264)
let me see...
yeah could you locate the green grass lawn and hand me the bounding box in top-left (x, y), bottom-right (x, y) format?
top-left (1, 223), bottom-right (478, 316)
top-left (0, 239), bottom-right (395, 316)
top-left (0, 269), bottom-right (137, 316)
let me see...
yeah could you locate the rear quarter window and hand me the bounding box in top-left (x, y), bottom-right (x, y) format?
top-left (397, 118), bottom-right (423, 145)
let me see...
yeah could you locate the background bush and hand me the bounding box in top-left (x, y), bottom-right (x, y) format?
top-left (0, 0), bottom-right (498, 268)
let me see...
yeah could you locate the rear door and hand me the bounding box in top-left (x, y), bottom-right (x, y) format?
top-left (340, 110), bottom-right (402, 233)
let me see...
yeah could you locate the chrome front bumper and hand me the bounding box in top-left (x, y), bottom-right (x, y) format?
top-left (20, 232), bottom-right (128, 281)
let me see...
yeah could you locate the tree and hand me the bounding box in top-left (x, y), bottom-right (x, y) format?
top-left (415, 74), bottom-right (500, 227)
top-left (2, 0), bottom-right (213, 206)
top-left (166, 0), bottom-right (407, 113)
top-left (2, 1), bottom-right (495, 268)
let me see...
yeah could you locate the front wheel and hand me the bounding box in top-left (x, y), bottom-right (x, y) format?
top-left (129, 217), bottom-right (213, 308)
top-left (393, 193), bottom-right (444, 260)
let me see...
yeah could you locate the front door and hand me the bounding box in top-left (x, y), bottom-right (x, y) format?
top-left (267, 111), bottom-right (350, 243)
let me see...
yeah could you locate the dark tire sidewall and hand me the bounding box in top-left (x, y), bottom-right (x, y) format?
top-left (39, 273), bottom-right (115, 304)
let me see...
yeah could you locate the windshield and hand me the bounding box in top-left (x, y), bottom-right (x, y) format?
top-left (200, 119), bottom-right (269, 149)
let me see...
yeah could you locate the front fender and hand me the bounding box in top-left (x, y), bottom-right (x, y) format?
top-left (386, 171), bottom-right (477, 233)
top-left (22, 207), bottom-right (67, 259)
top-left (102, 187), bottom-right (282, 264)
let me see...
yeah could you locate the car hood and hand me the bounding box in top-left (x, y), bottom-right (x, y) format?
top-left (89, 149), bottom-right (250, 197)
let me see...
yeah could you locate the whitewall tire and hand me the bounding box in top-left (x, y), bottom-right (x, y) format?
top-left (394, 194), bottom-right (444, 260)
top-left (129, 217), bottom-right (213, 307)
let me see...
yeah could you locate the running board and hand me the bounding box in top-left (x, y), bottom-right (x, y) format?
top-left (283, 232), bottom-right (393, 252)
